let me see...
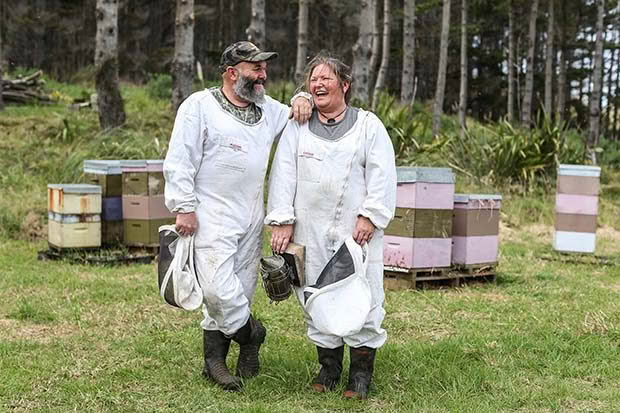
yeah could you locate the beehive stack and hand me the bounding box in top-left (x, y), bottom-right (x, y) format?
top-left (83, 160), bottom-right (123, 245)
top-left (553, 164), bottom-right (601, 253)
top-left (383, 167), bottom-right (455, 270)
top-left (47, 184), bottom-right (102, 248)
top-left (121, 160), bottom-right (175, 247)
top-left (451, 194), bottom-right (502, 266)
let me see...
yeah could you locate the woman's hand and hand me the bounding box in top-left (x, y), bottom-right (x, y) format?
top-left (353, 216), bottom-right (375, 245)
top-left (271, 224), bottom-right (294, 253)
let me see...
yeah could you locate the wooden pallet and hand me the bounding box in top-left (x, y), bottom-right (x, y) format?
top-left (384, 263), bottom-right (497, 290)
top-left (38, 245), bottom-right (156, 265)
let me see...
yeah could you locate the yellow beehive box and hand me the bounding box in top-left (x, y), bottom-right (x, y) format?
top-left (48, 184), bottom-right (102, 215)
top-left (48, 212), bottom-right (101, 248)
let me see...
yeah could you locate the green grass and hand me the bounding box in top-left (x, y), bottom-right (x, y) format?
top-left (1, 226), bottom-right (619, 412)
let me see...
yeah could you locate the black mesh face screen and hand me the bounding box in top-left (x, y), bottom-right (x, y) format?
top-left (304, 242), bottom-right (355, 303)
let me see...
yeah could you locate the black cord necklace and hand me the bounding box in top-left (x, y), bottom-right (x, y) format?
top-left (318, 106), bottom-right (347, 124)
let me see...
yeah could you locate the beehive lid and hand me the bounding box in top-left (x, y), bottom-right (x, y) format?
top-left (47, 184), bottom-right (102, 194)
top-left (454, 194), bottom-right (502, 204)
top-left (120, 160), bottom-right (164, 172)
top-left (396, 167), bottom-right (455, 184)
top-left (557, 164), bottom-right (601, 177)
top-left (83, 160), bottom-right (122, 175)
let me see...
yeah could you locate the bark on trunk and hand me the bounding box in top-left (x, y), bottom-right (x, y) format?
top-left (247, 0), bottom-right (266, 48)
top-left (369, 0), bottom-right (381, 95)
top-left (172, 0), bottom-right (195, 112)
top-left (613, 35), bottom-right (620, 141)
top-left (95, 0), bottom-right (126, 130)
top-left (521, 0), bottom-right (539, 128)
top-left (294, 0), bottom-right (310, 83)
top-left (0, 24), bottom-right (4, 111)
top-left (458, 0), bottom-right (467, 133)
top-left (587, 0), bottom-right (605, 162)
top-left (400, 0), bottom-right (416, 104)
top-left (372, 0), bottom-right (392, 109)
top-left (507, 0), bottom-right (515, 123)
top-left (556, 21), bottom-right (567, 123)
top-left (544, 0), bottom-right (554, 118)
top-left (432, 0), bottom-right (451, 137)
top-left (352, 0), bottom-right (374, 103)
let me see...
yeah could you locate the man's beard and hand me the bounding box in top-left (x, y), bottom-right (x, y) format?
top-left (233, 74), bottom-right (266, 104)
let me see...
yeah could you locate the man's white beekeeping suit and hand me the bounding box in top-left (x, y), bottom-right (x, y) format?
top-left (162, 40), bottom-right (312, 392)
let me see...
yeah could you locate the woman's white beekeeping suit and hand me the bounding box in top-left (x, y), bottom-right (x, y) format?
top-left (265, 109), bottom-right (396, 349)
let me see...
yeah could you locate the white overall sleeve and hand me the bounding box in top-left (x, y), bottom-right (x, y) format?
top-left (163, 95), bottom-right (205, 213)
top-left (358, 115), bottom-right (397, 230)
top-left (264, 120), bottom-right (299, 225)
top-left (262, 95), bottom-right (292, 138)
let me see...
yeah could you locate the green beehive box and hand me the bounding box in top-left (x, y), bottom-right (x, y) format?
top-left (123, 218), bottom-right (174, 246)
top-left (83, 160), bottom-right (123, 197)
top-left (83, 173), bottom-right (122, 197)
top-left (385, 208), bottom-right (453, 238)
top-left (122, 172), bottom-right (165, 196)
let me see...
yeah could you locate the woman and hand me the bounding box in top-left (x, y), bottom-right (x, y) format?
top-left (264, 52), bottom-right (396, 399)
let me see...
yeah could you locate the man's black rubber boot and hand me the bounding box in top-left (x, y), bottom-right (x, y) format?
top-left (232, 315), bottom-right (267, 378)
top-left (311, 345), bottom-right (344, 392)
top-left (343, 346), bottom-right (376, 399)
top-left (202, 329), bottom-right (242, 391)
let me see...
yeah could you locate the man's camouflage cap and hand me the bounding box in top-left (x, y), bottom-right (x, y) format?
top-left (220, 41), bottom-right (278, 72)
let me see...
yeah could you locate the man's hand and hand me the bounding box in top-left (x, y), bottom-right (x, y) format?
top-left (271, 224), bottom-right (294, 254)
top-left (176, 212), bottom-right (197, 236)
top-left (289, 95), bottom-right (312, 123)
top-left (353, 216), bottom-right (375, 245)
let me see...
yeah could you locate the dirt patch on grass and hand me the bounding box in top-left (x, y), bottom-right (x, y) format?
top-left (20, 210), bottom-right (47, 242)
top-left (0, 318), bottom-right (78, 343)
top-left (598, 225), bottom-right (620, 240)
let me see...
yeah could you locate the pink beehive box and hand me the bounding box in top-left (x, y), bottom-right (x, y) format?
top-left (451, 194), bottom-right (502, 265)
top-left (553, 164), bottom-right (601, 253)
top-left (384, 167), bottom-right (455, 270)
top-left (122, 195), bottom-right (174, 220)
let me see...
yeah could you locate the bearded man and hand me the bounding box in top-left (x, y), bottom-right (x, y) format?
top-left (163, 41), bottom-right (312, 391)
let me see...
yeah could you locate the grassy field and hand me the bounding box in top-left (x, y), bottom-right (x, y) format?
top-left (1, 78), bottom-right (619, 412)
top-left (1, 224), bottom-right (619, 412)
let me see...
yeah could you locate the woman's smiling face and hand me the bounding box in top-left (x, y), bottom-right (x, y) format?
top-left (309, 64), bottom-right (349, 111)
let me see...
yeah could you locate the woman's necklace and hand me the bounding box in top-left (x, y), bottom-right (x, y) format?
top-left (318, 105), bottom-right (347, 124)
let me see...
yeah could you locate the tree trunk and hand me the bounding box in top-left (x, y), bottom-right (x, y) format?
top-left (0, 21), bottom-right (4, 111)
top-left (604, 32), bottom-right (617, 138)
top-left (247, 0), bottom-right (266, 48)
top-left (369, 0), bottom-right (381, 95)
top-left (432, 0), bottom-right (451, 137)
top-left (172, 0), bottom-right (194, 112)
top-left (613, 35), bottom-right (620, 141)
top-left (507, 0), bottom-right (515, 123)
top-left (294, 0), bottom-right (310, 83)
top-left (587, 0), bottom-right (605, 162)
top-left (556, 21), bottom-right (567, 123)
top-left (372, 0), bottom-right (392, 109)
top-left (400, 0), bottom-right (416, 104)
top-left (458, 0), bottom-right (467, 133)
top-left (544, 0), bottom-right (554, 118)
top-left (521, 0), bottom-right (539, 128)
top-left (352, 0), bottom-right (374, 103)
top-left (95, 0), bottom-right (126, 131)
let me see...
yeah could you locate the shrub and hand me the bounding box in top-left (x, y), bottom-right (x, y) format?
top-left (421, 116), bottom-right (585, 189)
top-left (146, 73), bottom-right (173, 100)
